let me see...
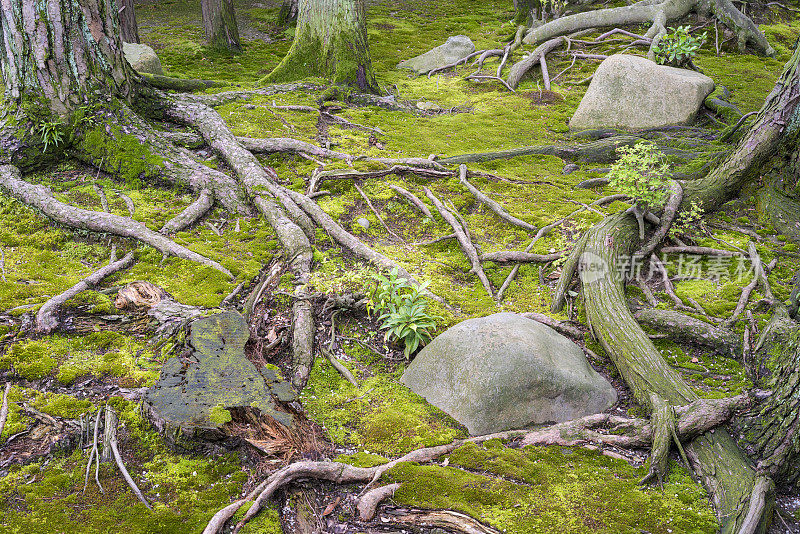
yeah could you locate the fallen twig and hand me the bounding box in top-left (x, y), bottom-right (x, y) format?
top-left (83, 407), bottom-right (103, 494)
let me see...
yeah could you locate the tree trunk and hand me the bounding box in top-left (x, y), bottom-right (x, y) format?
top-left (0, 0), bottom-right (135, 116)
top-left (119, 0), bottom-right (140, 43)
top-left (513, 0), bottom-right (540, 25)
top-left (278, 0), bottom-right (299, 26)
top-left (263, 0), bottom-right (378, 93)
top-left (201, 0), bottom-right (241, 52)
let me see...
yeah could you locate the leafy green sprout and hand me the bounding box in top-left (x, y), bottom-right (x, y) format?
top-left (669, 201), bottom-right (705, 239)
top-left (34, 119), bottom-right (65, 152)
top-left (608, 143), bottom-right (670, 239)
top-left (653, 26), bottom-right (707, 68)
top-left (368, 268), bottom-right (439, 360)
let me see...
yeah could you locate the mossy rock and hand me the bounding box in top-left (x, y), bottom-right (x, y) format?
top-left (143, 311), bottom-right (296, 450)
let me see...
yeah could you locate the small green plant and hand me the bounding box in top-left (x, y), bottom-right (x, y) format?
top-left (669, 201), bottom-right (705, 239)
top-left (34, 119), bottom-right (64, 152)
top-left (369, 268), bottom-right (438, 360)
top-left (653, 26), bottom-right (707, 67)
top-left (608, 143), bottom-right (670, 239)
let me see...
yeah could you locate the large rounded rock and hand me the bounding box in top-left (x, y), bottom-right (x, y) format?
top-left (398, 36), bottom-right (475, 75)
top-left (123, 42), bottom-right (163, 75)
top-left (400, 312), bottom-right (617, 435)
top-left (570, 54), bottom-right (714, 131)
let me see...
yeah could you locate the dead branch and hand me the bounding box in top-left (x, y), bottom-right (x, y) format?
top-left (652, 254), bottom-right (687, 309)
top-left (724, 242), bottom-right (766, 327)
top-left (388, 184), bottom-right (434, 219)
top-left (464, 73), bottom-right (516, 92)
top-left (540, 54), bottom-right (551, 90)
top-left (425, 187), bottom-right (495, 300)
top-left (36, 252), bottom-right (135, 334)
top-left (0, 166), bottom-right (231, 278)
top-left (438, 136), bottom-right (640, 165)
top-left (459, 165), bottom-right (537, 233)
top-left (158, 189), bottom-right (214, 235)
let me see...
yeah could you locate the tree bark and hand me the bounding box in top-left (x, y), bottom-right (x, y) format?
top-left (119, 0), bottom-right (140, 44)
top-left (201, 0), bottom-right (242, 53)
top-left (263, 0), bottom-right (378, 93)
top-left (278, 0), bottom-right (299, 26)
top-left (0, 0), bottom-right (135, 115)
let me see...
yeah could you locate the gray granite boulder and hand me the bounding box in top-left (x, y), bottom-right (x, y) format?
top-left (123, 42), bottom-right (164, 75)
top-left (144, 311), bottom-right (296, 449)
top-left (401, 312), bottom-right (617, 435)
top-left (398, 36), bottom-right (475, 75)
top-left (570, 54), bottom-right (714, 131)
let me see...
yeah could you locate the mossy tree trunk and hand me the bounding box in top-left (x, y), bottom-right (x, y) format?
top-left (555, 44), bottom-right (800, 533)
top-left (278, 0), bottom-right (299, 26)
top-left (513, 0), bottom-right (540, 25)
top-left (119, 0), bottom-right (140, 43)
top-left (201, 0), bottom-right (241, 53)
top-left (263, 0), bottom-right (379, 93)
top-left (0, 0), bottom-right (135, 116)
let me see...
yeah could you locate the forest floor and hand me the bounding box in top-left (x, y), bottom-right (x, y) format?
top-left (2, 0), bottom-right (800, 533)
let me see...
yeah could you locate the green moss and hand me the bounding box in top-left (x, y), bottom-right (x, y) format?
top-left (302, 356), bottom-right (465, 456)
top-left (209, 405), bottom-right (232, 425)
top-left (81, 124), bottom-right (165, 189)
top-left (386, 443), bottom-right (717, 533)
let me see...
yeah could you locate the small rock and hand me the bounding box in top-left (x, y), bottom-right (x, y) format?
top-left (416, 101), bottom-right (442, 111)
top-left (398, 35), bottom-right (475, 75)
top-left (562, 163), bottom-right (579, 175)
top-left (244, 104), bottom-right (256, 110)
top-left (122, 42), bottom-right (163, 75)
top-left (356, 217), bottom-right (370, 229)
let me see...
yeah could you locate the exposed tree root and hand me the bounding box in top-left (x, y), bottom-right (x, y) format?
top-left (659, 245), bottom-right (742, 257)
top-left (633, 307), bottom-right (742, 355)
top-left (459, 165), bottom-right (537, 233)
top-left (426, 187), bottom-right (495, 300)
top-left (0, 382), bottom-right (10, 440)
top-left (204, 394), bottom-right (750, 533)
top-left (0, 165), bottom-right (232, 278)
top-left (636, 180), bottom-right (682, 257)
top-left (356, 483), bottom-right (401, 521)
top-left (388, 184), bottom-right (434, 219)
top-left (105, 405), bottom-right (152, 510)
top-left (557, 212), bottom-right (769, 532)
top-left (381, 510), bottom-right (501, 534)
top-left (159, 188), bottom-right (214, 234)
top-left (481, 251), bottom-right (563, 263)
top-left (521, 311), bottom-right (585, 339)
top-left (36, 252), bottom-right (136, 334)
top-left (353, 181), bottom-right (403, 242)
top-left (518, 0), bottom-right (774, 59)
top-left (438, 135), bottom-right (640, 165)
top-left (83, 407), bottom-right (103, 494)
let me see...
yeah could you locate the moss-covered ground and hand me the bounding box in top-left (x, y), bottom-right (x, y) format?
top-left (1, 0), bottom-right (799, 532)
